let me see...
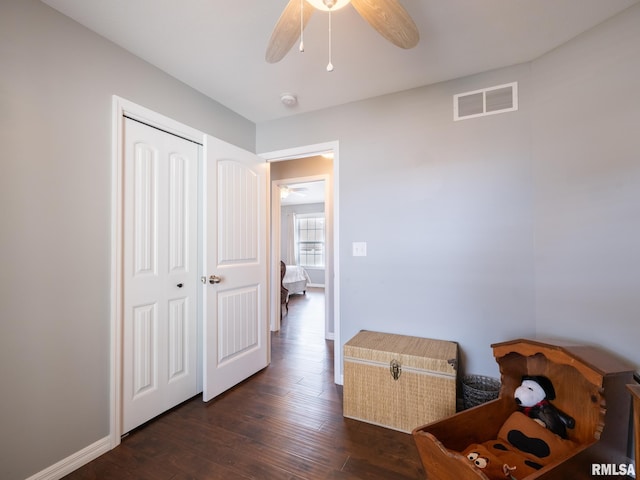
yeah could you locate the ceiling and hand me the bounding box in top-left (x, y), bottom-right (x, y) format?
top-left (42, 0), bottom-right (638, 123)
top-left (281, 181), bottom-right (326, 206)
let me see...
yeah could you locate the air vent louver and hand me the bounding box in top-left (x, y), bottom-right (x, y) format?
top-left (454, 82), bottom-right (518, 121)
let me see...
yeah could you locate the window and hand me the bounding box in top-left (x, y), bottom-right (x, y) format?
top-left (297, 214), bottom-right (325, 267)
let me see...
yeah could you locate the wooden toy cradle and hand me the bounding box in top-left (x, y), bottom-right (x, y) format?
top-left (412, 338), bottom-right (634, 479)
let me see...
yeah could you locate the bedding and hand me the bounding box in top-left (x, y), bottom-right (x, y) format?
top-left (283, 265), bottom-right (311, 295)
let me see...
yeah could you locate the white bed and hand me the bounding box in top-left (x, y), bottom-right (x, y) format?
top-left (283, 265), bottom-right (311, 295)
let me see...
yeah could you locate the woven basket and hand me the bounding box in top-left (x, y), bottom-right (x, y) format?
top-left (462, 374), bottom-right (500, 409)
top-left (343, 331), bottom-right (458, 432)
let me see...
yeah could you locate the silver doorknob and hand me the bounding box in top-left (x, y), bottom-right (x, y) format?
top-left (208, 275), bottom-right (222, 284)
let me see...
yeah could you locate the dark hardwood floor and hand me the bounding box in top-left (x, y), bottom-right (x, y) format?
top-left (65, 288), bottom-right (425, 479)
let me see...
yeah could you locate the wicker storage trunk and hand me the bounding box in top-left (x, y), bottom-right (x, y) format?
top-left (343, 330), bottom-right (458, 433)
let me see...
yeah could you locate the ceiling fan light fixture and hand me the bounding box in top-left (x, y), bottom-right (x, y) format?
top-left (266, 0), bottom-right (419, 66)
top-left (305, 0), bottom-right (351, 11)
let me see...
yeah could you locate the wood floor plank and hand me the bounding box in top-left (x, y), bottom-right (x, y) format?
top-left (64, 288), bottom-right (425, 480)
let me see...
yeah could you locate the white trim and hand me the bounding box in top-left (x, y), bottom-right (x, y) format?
top-left (270, 181), bottom-right (283, 329)
top-left (110, 96), bottom-right (205, 448)
top-left (109, 97), bottom-right (124, 450)
top-left (25, 436), bottom-right (111, 480)
top-left (260, 141), bottom-right (336, 162)
top-left (260, 141), bottom-right (341, 385)
top-left (113, 97), bottom-right (204, 144)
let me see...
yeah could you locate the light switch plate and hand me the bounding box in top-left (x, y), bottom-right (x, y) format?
top-left (352, 242), bottom-right (367, 257)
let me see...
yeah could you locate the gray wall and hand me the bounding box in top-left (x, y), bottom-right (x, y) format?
top-left (531, 5), bottom-right (640, 367)
top-left (258, 4), bottom-right (640, 381)
top-left (270, 154), bottom-right (334, 180)
top-left (258, 62), bottom-right (537, 379)
top-left (0, 1), bottom-right (254, 479)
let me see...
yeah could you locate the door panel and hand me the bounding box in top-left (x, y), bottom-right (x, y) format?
top-left (203, 136), bottom-right (269, 402)
top-left (123, 118), bottom-right (198, 433)
top-left (169, 153), bottom-right (190, 273)
top-left (133, 142), bottom-right (157, 276)
top-left (132, 303), bottom-right (157, 398)
top-left (218, 286), bottom-right (259, 363)
top-left (168, 298), bottom-right (188, 381)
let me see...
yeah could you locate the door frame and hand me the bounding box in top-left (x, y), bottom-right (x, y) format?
top-left (260, 142), bottom-right (341, 385)
top-left (110, 96), bottom-right (205, 447)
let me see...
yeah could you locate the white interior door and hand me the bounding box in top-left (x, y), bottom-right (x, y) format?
top-left (202, 135), bottom-right (269, 402)
top-left (122, 118), bottom-right (199, 433)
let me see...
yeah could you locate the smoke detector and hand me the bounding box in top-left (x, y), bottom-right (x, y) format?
top-left (280, 93), bottom-right (298, 107)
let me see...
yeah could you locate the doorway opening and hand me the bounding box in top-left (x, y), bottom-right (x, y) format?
top-left (262, 142), bottom-right (341, 385)
top-left (275, 177), bottom-right (328, 333)
top-left (278, 179), bottom-right (327, 341)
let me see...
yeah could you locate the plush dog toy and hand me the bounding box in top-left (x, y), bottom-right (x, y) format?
top-left (514, 375), bottom-right (575, 439)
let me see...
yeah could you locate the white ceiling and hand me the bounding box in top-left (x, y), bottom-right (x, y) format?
top-left (281, 181), bottom-right (326, 206)
top-left (42, 0), bottom-right (638, 123)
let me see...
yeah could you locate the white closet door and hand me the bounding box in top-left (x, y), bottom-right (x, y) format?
top-left (122, 118), bottom-right (198, 433)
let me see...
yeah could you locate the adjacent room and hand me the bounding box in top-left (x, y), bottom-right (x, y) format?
top-left (279, 180), bottom-right (326, 316)
top-left (1, 1), bottom-right (639, 479)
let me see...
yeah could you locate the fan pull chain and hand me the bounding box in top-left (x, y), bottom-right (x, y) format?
top-left (299, 0), bottom-right (305, 52)
top-left (327, 10), bottom-right (334, 71)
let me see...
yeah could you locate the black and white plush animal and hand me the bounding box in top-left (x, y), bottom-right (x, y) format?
top-left (514, 375), bottom-right (575, 439)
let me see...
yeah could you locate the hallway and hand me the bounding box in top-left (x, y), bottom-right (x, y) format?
top-left (64, 287), bottom-right (424, 479)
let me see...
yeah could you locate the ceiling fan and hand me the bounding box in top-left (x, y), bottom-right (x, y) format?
top-left (280, 185), bottom-right (309, 199)
top-left (266, 0), bottom-right (419, 66)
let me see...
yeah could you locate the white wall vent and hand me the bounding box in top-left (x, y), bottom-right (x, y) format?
top-left (454, 82), bottom-right (518, 121)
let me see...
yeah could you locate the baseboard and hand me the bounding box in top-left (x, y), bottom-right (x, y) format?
top-left (25, 436), bottom-right (112, 480)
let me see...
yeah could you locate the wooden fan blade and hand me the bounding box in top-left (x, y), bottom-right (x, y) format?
top-left (266, 0), bottom-right (315, 63)
top-left (350, 0), bottom-right (419, 49)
